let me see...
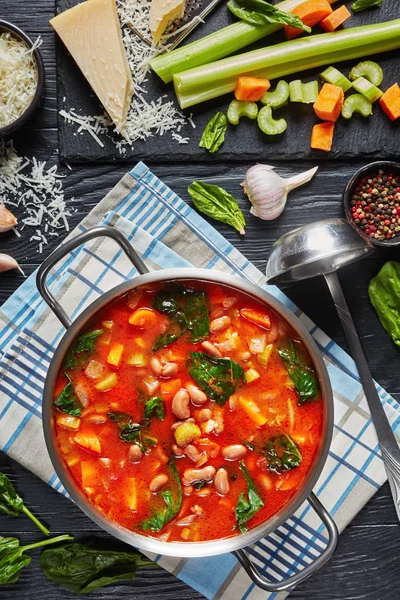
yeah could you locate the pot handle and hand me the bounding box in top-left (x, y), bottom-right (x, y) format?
top-left (37, 225), bottom-right (149, 329)
top-left (234, 493), bottom-right (338, 593)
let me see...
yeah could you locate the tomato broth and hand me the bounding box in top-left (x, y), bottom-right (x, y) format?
top-left (53, 281), bottom-right (324, 543)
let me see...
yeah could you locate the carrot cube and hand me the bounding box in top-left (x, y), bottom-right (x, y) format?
top-left (160, 378), bottom-right (182, 400)
top-left (313, 83), bottom-right (344, 122)
top-left (107, 343), bottom-right (124, 367)
top-left (81, 461), bottom-right (101, 489)
top-left (238, 397), bottom-right (268, 427)
top-left (73, 431), bottom-right (102, 455)
top-left (311, 122), bottom-right (335, 152)
top-left (320, 5), bottom-right (351, 32)
top-left (235, 76), bottom-right (270, 102)
top-left (284, 0), bottom-right (333, 40)
top-left (379, 84), bottom-right (400, 121)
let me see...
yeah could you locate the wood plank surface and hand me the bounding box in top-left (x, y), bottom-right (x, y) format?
top-left (1, 0), bottom-right (400, 599)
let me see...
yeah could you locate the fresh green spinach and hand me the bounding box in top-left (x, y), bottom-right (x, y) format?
top-left (265, 433), bottom-right (302, 474)
top-left (278, 340), bottom-right (318, 405)
top-left (199, 112), bottom-right (227, 153)
top-left (235, 462), bottom-right (264, 533)
top-left (368, 261), bottom-right (400, 347)
top-left (40, 541), bottom-right (155, 594)
top-left (54, 374), bottom-right (82, 416)
top-left (64, 329), bottom-right (104, 370)
top-left (188, 181), bottom-right (246, 235)
top-left (352, 0), bottom-right (382, 13)
top-left (141, 461), bottom-right (182, 532)
top-left (188, 351), bottom-right (244, 406)
top-left (144, 396), bottom-right (165, 422)
top-left (0, 534), bottom-right (72, 585)
top-left (108, 412), bottom-right (145, 450)
top-left (0, 472), bottom-right (50, 536)
top-left (153, 311), bottom-right (188, 351)
top-left (227, 0), bottom-right (311, 31)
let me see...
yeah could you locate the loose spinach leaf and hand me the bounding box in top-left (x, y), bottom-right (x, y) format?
top-left (0, 472), bottom-right (50, 535)
top-left (64, 329), bottom-right (104, 370)
top-left (144, 396), bottom-right (165, 422)
top-left (188, 181), bottom-right (246, 235)
top-left (188, 352), bottom-right (244, 406)
top-left (265, 433), bottom-right (302, 474)
top-left (278, 340), bottom-right (318, 405)
top-left (228, 0), bottom-right (311, 31)
top-left (153, 285), bottom-right (209, 349)
top-left (0, 534), bottom-right (72, 585)
top-left (368, 261), bottom-right (400, 347)
top-left (141, 461), bottom-right (182, 532)
top-left (352, 0), bottom-right (382, 12)
top-left (199, 112), bottom-right (227, 153)
top-left (108, 412), bottom-right (145, 451)
top-left (235, 462), bottom-right (264, 533)
top-left (192, 480), bottom-right (208, 490)
top-left (40, 541), bottom-right (155, 594)
top-left (54, 374), bottom-right (82, 417)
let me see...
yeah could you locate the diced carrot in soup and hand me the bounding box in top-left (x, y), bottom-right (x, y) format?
top-left (53, 280), bottom-right (323, 543)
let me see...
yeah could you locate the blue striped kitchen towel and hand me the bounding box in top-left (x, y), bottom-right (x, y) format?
top-left (1, 162), bottom-right (399, 600)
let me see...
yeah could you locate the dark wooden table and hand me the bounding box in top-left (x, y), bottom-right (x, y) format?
top-left (1, 1), bottom-right (400, 598)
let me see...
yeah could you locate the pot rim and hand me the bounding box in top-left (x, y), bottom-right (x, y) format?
top-left (42, 268), bottom-right (334, 558)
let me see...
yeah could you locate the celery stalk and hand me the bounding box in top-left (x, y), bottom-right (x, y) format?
top-left (174, 20), bottom-right (400, 108)
top-left (150, 0), bottom-right (337, 83)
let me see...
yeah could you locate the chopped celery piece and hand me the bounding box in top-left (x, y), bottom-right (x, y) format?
top-left (289, 80), bottom-right (318, 103)
top-left (260, 80), bottom-right (289, 108)
top-left (227, 100), bottom-right (258, 125)
top-left (257, 106), bottom-right (287, 135)
top-left (349, 60), bottom-right (383, 86)
top-left (302, 81), bottom-right (319, 104)
top-left (126, 353), bottom-right (146, 366)
top-left (258, 343), bottom-right (274, 368)
top-left (321, 66), bottom-right (352, 92)
top-left (289, 80), bottom-right (303, 103)
top-left (173, 20), bottom-right (400, 109)
top-left (342, 94), bottom-right (373, 119)
top-left (352, 76), bottom-right (383, 103)
top-left (245, 368), bottom-right (260, 383)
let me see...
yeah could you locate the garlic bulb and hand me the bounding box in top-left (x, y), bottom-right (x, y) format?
top-left (0, 253), bottom-right (25, 276)
top-left (242, 165), bottom-right (318, 221)
top-left (0, 204), bottom-right (17, 232)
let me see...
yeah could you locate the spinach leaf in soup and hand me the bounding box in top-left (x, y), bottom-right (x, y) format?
top-left (265, 433), bottom-right (302, 474)
top-left (188, 352), bottom-right (245, 406)
top-left (54, 374), bottom-right (82, 416)
top-left (144, 396), bottom-right (165, 422)
top-left (141, 461), bottom-right (182, 532)
top-left (64, 329), bottom-right (104, 370)
top-left (235, 462), bottom-right (264, 533)
top-left (278, 339), bottom-right (318, 405)
top-left (368, 261), bottom-right (400, 348)
top-left (184, 292), bottom-right (210, 343)
top-left (108, 412), bottom-right (145, 450)
top-left (40, 541), bottom-right (155, 594)
top-left (153, 310), bottom-right (188, 351)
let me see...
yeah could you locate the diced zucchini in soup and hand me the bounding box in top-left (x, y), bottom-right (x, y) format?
top-left (53, 280), bottom-right (322, 543)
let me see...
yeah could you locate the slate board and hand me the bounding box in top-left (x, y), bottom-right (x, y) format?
top-left (56, 0), bottom-right (400, 163)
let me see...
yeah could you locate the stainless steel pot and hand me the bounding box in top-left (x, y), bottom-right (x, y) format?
top-left (37, 226), bottom-right (338, 592)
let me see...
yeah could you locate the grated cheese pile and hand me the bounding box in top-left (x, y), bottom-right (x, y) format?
top-left (60, 0), bottom-right (193, 153)
top-left (0, 139), bottom-right (74, 253)
top-left (0, 33), bottom-right (41, 128)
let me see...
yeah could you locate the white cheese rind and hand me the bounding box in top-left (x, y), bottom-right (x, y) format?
top-left (50, 0), bottom-right (134, 132)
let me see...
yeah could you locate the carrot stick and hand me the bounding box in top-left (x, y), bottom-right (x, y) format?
top-left (284, 0), bottom-right (333, 39)
top-left (311, 122), bottom-right (335, 152)
top-left (320, 5), bottom-right (351, 32)
top-left (313, 83), bottom-right (344, 122)
top-left (379, 83), bottom-right (400, 121)
top-left (235, 75), bottom-right (270, 101)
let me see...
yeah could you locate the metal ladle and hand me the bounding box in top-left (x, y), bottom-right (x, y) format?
top-left (266, 218), bottom-right (400, 520)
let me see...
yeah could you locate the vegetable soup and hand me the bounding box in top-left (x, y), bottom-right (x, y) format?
top-left (53, 281), bottom-right (324, 542)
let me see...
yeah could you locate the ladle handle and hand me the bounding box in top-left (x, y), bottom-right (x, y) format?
top-left (324, 271), bottom-right (400, 521)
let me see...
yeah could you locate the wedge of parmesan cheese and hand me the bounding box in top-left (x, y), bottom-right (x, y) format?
top-left (149, 0), bottom-right (187, 44)
top-left (50, 0), bottom-right (134, 134)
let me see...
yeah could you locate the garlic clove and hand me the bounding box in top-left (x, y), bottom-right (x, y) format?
top-left (0, 205), bottom-right (17, 232)
top-left (0, 254), bottom-right (25, 276)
